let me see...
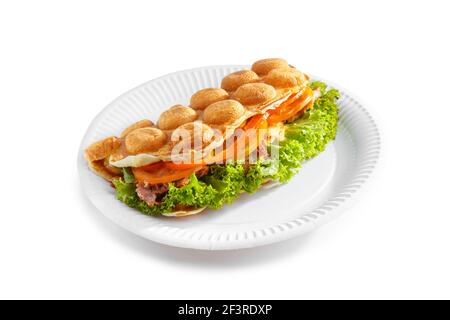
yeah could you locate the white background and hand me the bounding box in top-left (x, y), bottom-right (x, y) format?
top-left (1, 0), bottom-right (449, 300)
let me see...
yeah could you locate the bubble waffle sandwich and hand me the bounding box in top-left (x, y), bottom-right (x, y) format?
top-left (84, 58), bottom-right (340, 217)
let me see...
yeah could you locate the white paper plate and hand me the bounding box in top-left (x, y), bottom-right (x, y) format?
top-left (78, 65), bottom-right (380, 250)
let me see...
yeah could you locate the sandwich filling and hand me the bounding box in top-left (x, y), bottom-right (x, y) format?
top-left (112, 81), bottom-right (339, 216)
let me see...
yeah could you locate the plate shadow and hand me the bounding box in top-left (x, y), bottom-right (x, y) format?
top-left (76, 179), bottom-right (316, 269)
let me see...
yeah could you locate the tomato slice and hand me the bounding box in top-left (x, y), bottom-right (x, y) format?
top-left (267, 87), bottom-right (314, 124)
top-left (132, 165), bottom-right (203, 184)
top-left (139, 161), bottom-right (164, 172)
top-left (132, 160), bottom-right (206, 184)
top-left (244, 114), bottom-right (265, 130)
top-left (164, 161), bottom-right (205, 170)
top-left (266, 90), bottom-right (304, 116)
top-left (204, 123), bottom-right (268, 164)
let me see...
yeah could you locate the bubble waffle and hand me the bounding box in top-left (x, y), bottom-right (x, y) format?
top-left (85, 59), bottom-right (310, 177)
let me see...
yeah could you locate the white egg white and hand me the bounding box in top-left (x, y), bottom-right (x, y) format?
top-left (109, 153), bottom-right (161, 168)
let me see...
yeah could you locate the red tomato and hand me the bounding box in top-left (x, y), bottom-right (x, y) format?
top-left (132, 165), bottom-right (203, 184)
top-left (267, 87), bottom-right (314, 124)
top-left (164, 161), bottom-right (205, 170)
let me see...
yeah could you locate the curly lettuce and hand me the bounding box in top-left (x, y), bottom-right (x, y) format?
top-left (113, 174), bottom-right (218, 216)
top-left (272, 82), bottom-right (340, 182)
top-left (113, 81), bottom-right (340, 215)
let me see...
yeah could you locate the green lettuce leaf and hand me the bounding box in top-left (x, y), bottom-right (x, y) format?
top-left (122, 167), bottom-right (135, 184)
top-left (203, 163), bottom-right (245, 207)
top-left (271, 83), bottom-right (340, 182)
top-left (164, 174), bottom-right (218, 209)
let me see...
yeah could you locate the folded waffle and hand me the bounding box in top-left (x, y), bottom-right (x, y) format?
top-left (84, 58), bottom-right (319, 216)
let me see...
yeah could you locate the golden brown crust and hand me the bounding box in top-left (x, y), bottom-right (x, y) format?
top-left (190, 88), bottom-right (229, 110)
top-left (157, 105), bottom-right (197, 130)
top-left (103, 157), bottom-right (122, 175)
top-left (84, 136), bottom-right (121, 162)
top-left (162, 206), bottom-right (207, 217)
top-left (125, 127), bottom-right (167, 154)
top-left (171, 122), bottom-right (215, 148)
top-left (221, 70), bottom-right (259, 91)
top-left (88, 160), bottom-right (121, 181)
top-left (264, 68), bottom-right (307, 88)
top-left (203, 100), bottom-right (245, 125)
top-left (120, 119), bottom-right (154, 138)
top-left (251, 58), bottom-right (289, 76)
top-left (233, 83), bottom-right (277, 105)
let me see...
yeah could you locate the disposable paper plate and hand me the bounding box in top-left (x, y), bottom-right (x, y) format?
top-left (78, 66), bottom-right (380, 250)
